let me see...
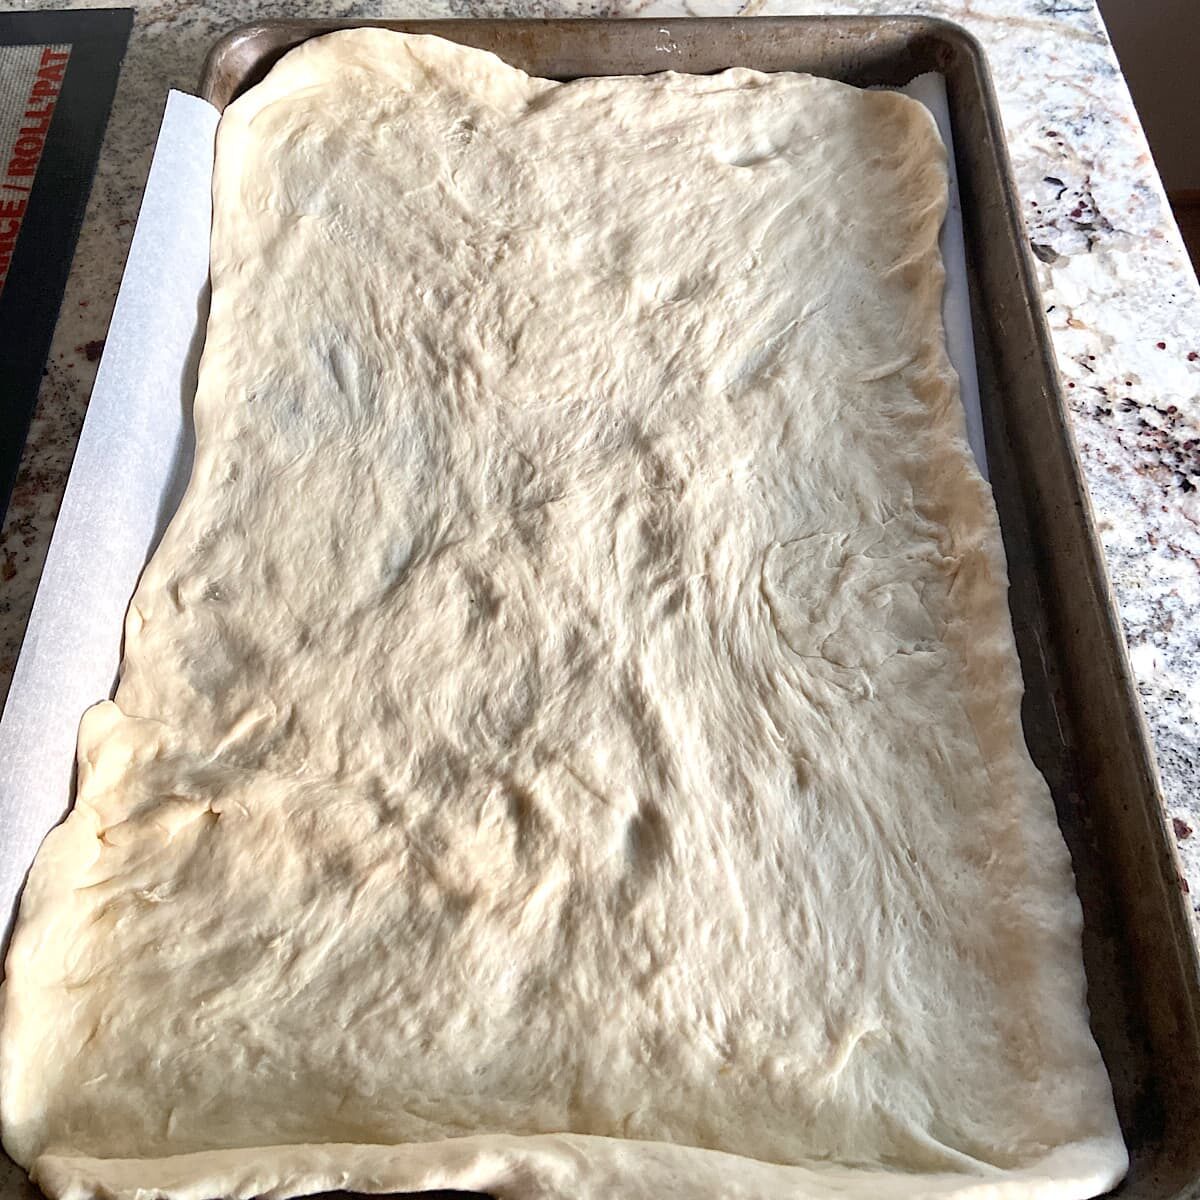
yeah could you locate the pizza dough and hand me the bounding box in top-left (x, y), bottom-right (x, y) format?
top-left (0, 29), bottom-right (1127, 1200)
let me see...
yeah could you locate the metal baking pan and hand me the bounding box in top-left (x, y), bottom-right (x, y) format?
top-left (200, 19), bottom-right (1200, 1199)
top-left (4, 16), bottom-right (1197, 1200)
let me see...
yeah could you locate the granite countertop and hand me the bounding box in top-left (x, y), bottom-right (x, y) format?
top-left (2, 0), bottom-right (1198, 906)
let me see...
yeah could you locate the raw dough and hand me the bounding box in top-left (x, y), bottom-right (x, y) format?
top-left (0, 30), bottom-right (1127, 1200)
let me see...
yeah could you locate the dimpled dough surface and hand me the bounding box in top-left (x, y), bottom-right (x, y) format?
top-left (0, 29), bottom-right (1126, 1200)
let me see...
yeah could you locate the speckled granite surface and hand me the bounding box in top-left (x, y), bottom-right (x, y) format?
top-left (1, 0), bottom-right (1198, 908)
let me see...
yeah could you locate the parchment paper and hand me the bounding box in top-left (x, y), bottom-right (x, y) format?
top-left (0, 92), bottom-right (217, 934)
top-left (0, 75), bottom-right (983, 943)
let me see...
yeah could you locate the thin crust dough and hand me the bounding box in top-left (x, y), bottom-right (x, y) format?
top-left (1, 30), bottom-right (1126, 1200)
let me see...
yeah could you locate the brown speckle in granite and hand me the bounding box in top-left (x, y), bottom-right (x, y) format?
top-left (1156, 341), bottom-right (1167, 349)
top-left (1175, 816), bottom-right (1194, 839)
top-left (81, 339), bottom-right (105, 362)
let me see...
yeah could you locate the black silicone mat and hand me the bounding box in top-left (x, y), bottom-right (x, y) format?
top-left (0, 8), bottom-right (132, 522)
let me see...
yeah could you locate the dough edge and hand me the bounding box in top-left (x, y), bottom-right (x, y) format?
top-left (34, 1132), bottom-right (1128, 1200)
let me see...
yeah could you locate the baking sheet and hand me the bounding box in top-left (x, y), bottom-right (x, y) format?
top-left (0, 71), bottom-right (978, 940)
top-left (136, 20), bottom-right (1200, 1197)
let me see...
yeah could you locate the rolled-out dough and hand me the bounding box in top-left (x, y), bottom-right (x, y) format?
top-left (0, 29), bottom-right (1126, 1200)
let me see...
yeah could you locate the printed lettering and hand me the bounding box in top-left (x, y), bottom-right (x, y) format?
top-left (20, 113), bottom-right (52, 136)
top-left (0, 47), bottom-right (69, 296)
top-left (36, 48), bottom-right (68, 83)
